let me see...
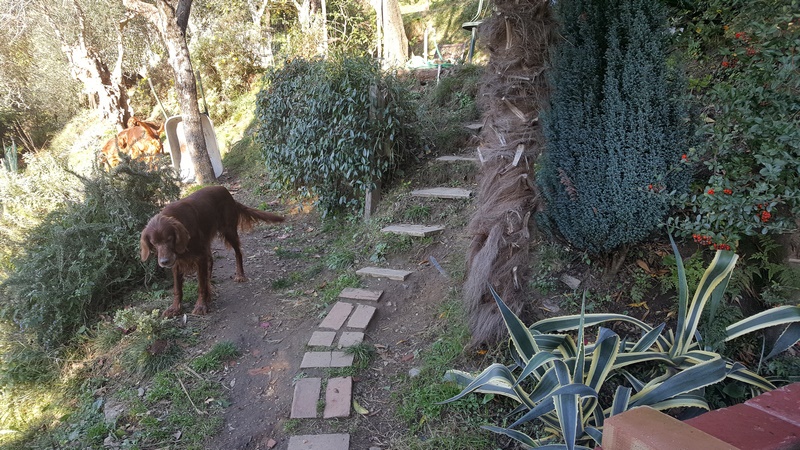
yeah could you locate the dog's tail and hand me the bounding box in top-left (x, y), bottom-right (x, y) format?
top-left (236, 203), bottom-right (285, 231)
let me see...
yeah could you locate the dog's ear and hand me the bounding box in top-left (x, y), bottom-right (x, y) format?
top-left (140, 231), bottom-right (152, 261)
top-left (173, 220), bottom-right (190, 254)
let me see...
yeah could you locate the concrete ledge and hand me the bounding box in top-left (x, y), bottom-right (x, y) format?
top-left (603, 406), bottom-right (735, 450)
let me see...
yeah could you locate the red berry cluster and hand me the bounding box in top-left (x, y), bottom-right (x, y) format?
top-left (723, 188), bottom-right (733, 195)
top-left (714, 243), bottom-right (732, 251)
top-left (707, 188), bottom-right (715, 195)
top-left (756, 203), bottom-right (772, 223)
top-left (692, 234), bottom-right (714, 246)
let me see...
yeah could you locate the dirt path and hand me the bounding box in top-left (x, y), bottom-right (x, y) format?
top-left (187, 181), bottom-right (468, 449)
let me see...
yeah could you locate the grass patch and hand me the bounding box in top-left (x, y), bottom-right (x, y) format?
top-left (190, 341), bottom-right (240, 373)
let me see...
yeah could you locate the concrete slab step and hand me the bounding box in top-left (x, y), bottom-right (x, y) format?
top-left (338, 287), bottom-right (383, 302)
top-left (300, 351), bottom-right (355, 368)
top-left (356, 267), bottom-right (412, 281)
top-left (337, 331), bottom-right (364, 348)
top-left (411, 187), bottom-right (473, 199)
top-left (381, 224), bottom-right (444, 237)
top-left (436, 155), bottom-right (479, 163)
top-left (287, 433), bottom-right (350, 450)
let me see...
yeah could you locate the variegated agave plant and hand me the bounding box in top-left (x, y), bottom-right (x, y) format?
top-left (441, 236), bottom-right (800, 449)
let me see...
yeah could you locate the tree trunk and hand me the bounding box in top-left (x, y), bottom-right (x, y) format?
top-left (247, 0), bottom-right (274, 67)
top-left (371, 0), bottom-right (408, 68)
top-left (45, 0), bottom-right (132, 130)
top-left (123, 0), bottom-right (216, 184)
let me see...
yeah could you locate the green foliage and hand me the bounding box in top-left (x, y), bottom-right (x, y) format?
top-left (443, 238), bottom-right (800, 448)
top-left (667, 0), bottom-right (800, 248)
top-left (539, 0), bottom-right (690, 254)
top-left (254, 55), bottom-right (421, 215)
top-left (115, 308), bottom-right (183, 376)
top-left (191, 341), bottom-right (240, 373)
top-left (0, 159), bottom-right (180, 350)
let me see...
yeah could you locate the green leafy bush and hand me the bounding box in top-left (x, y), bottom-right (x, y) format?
top-left (538, 0), bottom-right (690, 254)
top-left (254, 55), bottom-right (421, 214)
top-left (0, 160), bottom-right (180, 349)
top-left (442, 237), bottom-right (800, 448)
top-left (667, 1), bottom-right (799, 248)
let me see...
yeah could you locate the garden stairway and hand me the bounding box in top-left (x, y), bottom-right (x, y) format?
top-left (287, 153), bottom-right (477, 449)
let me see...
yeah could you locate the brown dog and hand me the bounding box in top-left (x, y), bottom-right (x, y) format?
top-left (140, 186), bottom-right (284, 317)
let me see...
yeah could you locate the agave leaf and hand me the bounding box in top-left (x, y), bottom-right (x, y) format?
top-left (553, 392), bottom-right (581, 450)
top-left (669, 234), bottom-right (690, 349)
top-left (766, 322), bottom-right (800, 361)
top-left (515, 351), bottom-right (560, 386)
top-left (509, 396), bottom-right (556, 429)
top-left (584, 427), bottom-right (603, 446)
top-left (613, 351), bottom-right (673, 370)
top-left (725, 305), bottom-right (800, 341)
top-left (630, 357), bottom-right (726, 407)
top-left (648, 393), bottom-right (710, 411)
top-left (620, 369), bottom-right (645, 392)
top-left (535, 333), bottom-right (578, 358)
top-left (726, 363), bottom-right (776, 391)
top-left (631, 323), bottom-right (666, 352)
top-left (491, 286), bottom-right (539, 363)
top-left (529, 366), bottom-right (563, 404)
top-left (574, 297), bottom-right (587, 387)
top-left (585, 328), bottom-right (620, 392)
top-left (440, 364), bottom-right (533, 407)
top-left (481, 425), bottom-right (538, 448)
top-left (552, 359), bottom-right (572, 386)
top-left (673, 250), bottom-right (738, 356)
top-left (610, 385), bottom-right (632, 416)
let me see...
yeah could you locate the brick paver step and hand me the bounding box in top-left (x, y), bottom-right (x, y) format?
top-left (287, 433), bottom-right (350, 450)
top-left (337, 331), bottom-right (364, 348)
top-left (290, 377), bottom-right (321, 419)
top-left (346, 304), bottom-right (376, 330)
top-left (323, 377), bottom-right (352, 418)
top-left (318, 301), bottom-right (354, 330)
top-left (308, 331), bottom-right (336, 347)
top-left (411, 187), bottom-right (473, 199)
top-left (356, 267), bottom-right (412, 281)
top-left (380, 224), bottom-right (445, 237)
top-left (338, 287), bottom-right (383, 302)
top-left (300, 351), bottom-right (355, 368)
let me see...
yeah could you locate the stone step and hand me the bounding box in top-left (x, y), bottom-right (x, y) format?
top-left (323, 377), bottom-right (352, 418)
top-left (356, 267), bottom-right (413, 281)
top-left (436, 155), bottom-right (479, 163)
top-left (381, 224), bottom-right (444, 237)
top-left (287, 433), bottom-right (350, 450)
top-left (290, 377), bottom-right (321, 419)
top-left (411, 187), bottom-right (473, 199)
top-left (346, 304), bottom-right (376, 330)
top-left (318, 301), bottom-right (354, 330)
top-left (308, 331), bottom-right (336, 347)
top-left (338, 287), bottom-right (383, 302)
top-left (337, 331), bottom-right (364, 348)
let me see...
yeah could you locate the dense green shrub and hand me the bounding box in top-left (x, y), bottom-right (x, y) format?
top-left (0, 159), bottom-right (180, 349)
top-left (666, 0), bottom-right (799, 249)
top-left (254, 55), bottom-right (421, 214)
top-left (538, 0), bottom-right (690, 254)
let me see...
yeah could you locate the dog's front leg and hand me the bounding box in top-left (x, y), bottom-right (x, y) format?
top-left (164, 267), bottom-right (184, 317)
top-left (192, 257), bottom-right (210, 315)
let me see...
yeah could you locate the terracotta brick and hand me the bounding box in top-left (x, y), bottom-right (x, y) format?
top-left (290, 377), bottom-right (321, 419)
top-left (319, 301), bottom-right (354, 330)
top-left (745, 382), bottom-right (800, 427)
top-left (329, 351), bottom-right (354, 367)
top-left (287, 433), bottom-right (349, 450)
top-left (337, 331), bottom-right (364, 349)
top-left (300, 351), bottom-right (331, 368)
top-left (346, 304), bottom-right (376, 329)
top-left (603, 406), bottom-right (736, 450)
top-left (308, 331), bottom-right (336, 347)
top-left (323, 376), bottom-right (352, 418)
top-left (687, 402), bottom-right (800, 450)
